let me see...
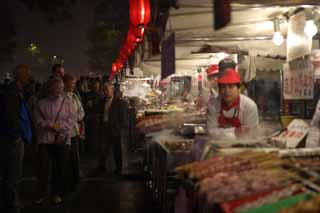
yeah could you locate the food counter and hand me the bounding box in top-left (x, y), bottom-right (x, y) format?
top-left (173, 148), bottom-right (320, 213)
top-left (135, 108), bottom-right (206, 213)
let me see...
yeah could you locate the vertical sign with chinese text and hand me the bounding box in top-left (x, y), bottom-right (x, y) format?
top-left (283, 58), bottom-right (314, 100)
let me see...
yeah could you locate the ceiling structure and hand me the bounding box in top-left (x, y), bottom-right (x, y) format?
top-left (142, 0), bottom-right (320, 77)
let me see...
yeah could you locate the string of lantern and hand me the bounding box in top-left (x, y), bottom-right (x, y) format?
top-left (109, 0), bottom-right (150, 80)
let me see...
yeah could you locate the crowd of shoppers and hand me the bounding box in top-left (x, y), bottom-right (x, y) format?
top-left (0, 64), bottom-right (125, 213)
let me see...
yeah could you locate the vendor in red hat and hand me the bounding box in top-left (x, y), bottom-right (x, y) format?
top-left (206, 64), bottom-right (219, 99)
top-left (197, 64), bottom-right (220, 108)
top-left (206, 68), bottom-right (259, 139)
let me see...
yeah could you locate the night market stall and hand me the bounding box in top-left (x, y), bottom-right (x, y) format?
top-left (128, 1), bottom-right (320, 213)
top-left (110, 1), bottom-right (320, 212)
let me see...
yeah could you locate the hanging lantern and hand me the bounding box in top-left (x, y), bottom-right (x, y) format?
top-left (127, 28), bottom-right (143, 44)
top-left (130, 0), bottom-right (143, 27)
top-left (119, 54), bottom-right (127, 63)
top-left (126, 30), bottom-right (138, 44)
top-left (109, 71), bottom-right (115, 80)
top-left (129, 0), bottom-right (151, 27)
top-left (112, 63), bottom-right (117, 73)
top-left (129, 25), bottom-right (145, 42)
top-left (143, 0), bottom-right (151, 27)
top-left (123, 42), bottom-right (135, 57)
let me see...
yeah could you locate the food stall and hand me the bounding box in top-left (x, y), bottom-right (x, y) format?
top-left (132, 1), bottom-right (320, 212)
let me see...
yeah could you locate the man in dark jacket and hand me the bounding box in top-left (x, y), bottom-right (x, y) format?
top-left (0, 64), bottom-right (32, 213)
top-left (108, 85), bottom-right (124, 174)
top-left (83, 78), bottom-right (103, 153)
top-left (99, 82), bottom-right (123, 174)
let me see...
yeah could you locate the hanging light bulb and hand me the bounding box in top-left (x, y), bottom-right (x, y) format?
top-left (273, 32), bottom-right (284, 46)
top-left (304, 20), bottom-right (318, 38)
top-left (272, 18), bottom-right (284, 46)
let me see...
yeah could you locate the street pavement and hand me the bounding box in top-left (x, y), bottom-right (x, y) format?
top-left (20, 152), bottom-right (154, 213)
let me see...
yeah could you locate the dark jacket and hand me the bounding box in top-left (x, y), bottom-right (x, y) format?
top-left (0, 83), bottom-right (22, 141)
top-left (83, 91), bottom-right (104, 116)
top-left (108, 97), bottom-right (123, 137)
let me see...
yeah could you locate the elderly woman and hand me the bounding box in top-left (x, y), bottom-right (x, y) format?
top-left (34, 77), bottom-right (73, 205)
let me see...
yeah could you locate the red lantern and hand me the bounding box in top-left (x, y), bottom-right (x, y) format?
top-left (126, 29), bottom-right (143, 44)
top-left (112, 63), bottom-right (117, 72)
top-left (129, 0), bottom-right (151, 27)
top-left (122, 42), bottom-right (135, 57)
top-left (109, 72), bottom-right (115, 80)
top-left (143, 0), bottom-right (150, 27)
top-left (126, 30), bottom-right (138, 44)
top-left (129, 25), bottom-right (144, 42)
top-left (119, 55), bottom-right (127, 63)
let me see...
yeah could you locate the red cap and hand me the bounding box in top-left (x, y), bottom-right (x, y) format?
top-left (159, 79), bottom-right (168, 86)
top-left (218, 68), bottom-right (240, 84)
top-left (206, 64), bottom-right (219, 76)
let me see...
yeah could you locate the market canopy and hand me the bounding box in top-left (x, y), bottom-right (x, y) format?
top-left (142, 0), bottom-right (320, 77)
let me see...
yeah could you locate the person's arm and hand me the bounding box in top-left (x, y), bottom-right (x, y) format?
top-left (35, 101), bottom-right (53, 131)
top-left (242, 102), bottom-right (259, 129)
top-left (75, 94), bottom-right (85, 121)
top-left (206, 102), bottom-right (218, 131)
top-left (235, 100), bottom-right (259, 137)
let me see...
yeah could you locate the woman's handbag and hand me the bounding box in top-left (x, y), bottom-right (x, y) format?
top-left (53, 97), bottom-right (67, 145)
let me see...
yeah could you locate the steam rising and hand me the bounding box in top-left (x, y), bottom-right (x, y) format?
top-left (123, 81), bottom-right (152, 101)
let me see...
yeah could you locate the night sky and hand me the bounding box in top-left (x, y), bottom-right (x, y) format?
top-left (6, 0), bottom-right (96, 81)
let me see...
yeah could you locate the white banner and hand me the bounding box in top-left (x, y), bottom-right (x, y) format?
top-left (283, 58), bottom-right (314, 100)
top-left (287, 12), bottom-right (312, 62)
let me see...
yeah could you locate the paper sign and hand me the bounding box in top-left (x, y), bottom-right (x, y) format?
top-left (283, 59), bottom-right (314, 100)
top-left (273, 119), bottom-right (309, 148)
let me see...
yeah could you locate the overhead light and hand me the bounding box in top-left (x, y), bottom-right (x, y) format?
top-left (304, 20), bottom-right (318, 38)
top-left (273, 32), bottom-right (284, 46)
top-left (272, 18), bottom-right (284, 46)
top-left (304, 9), bottom-right (318, 38)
